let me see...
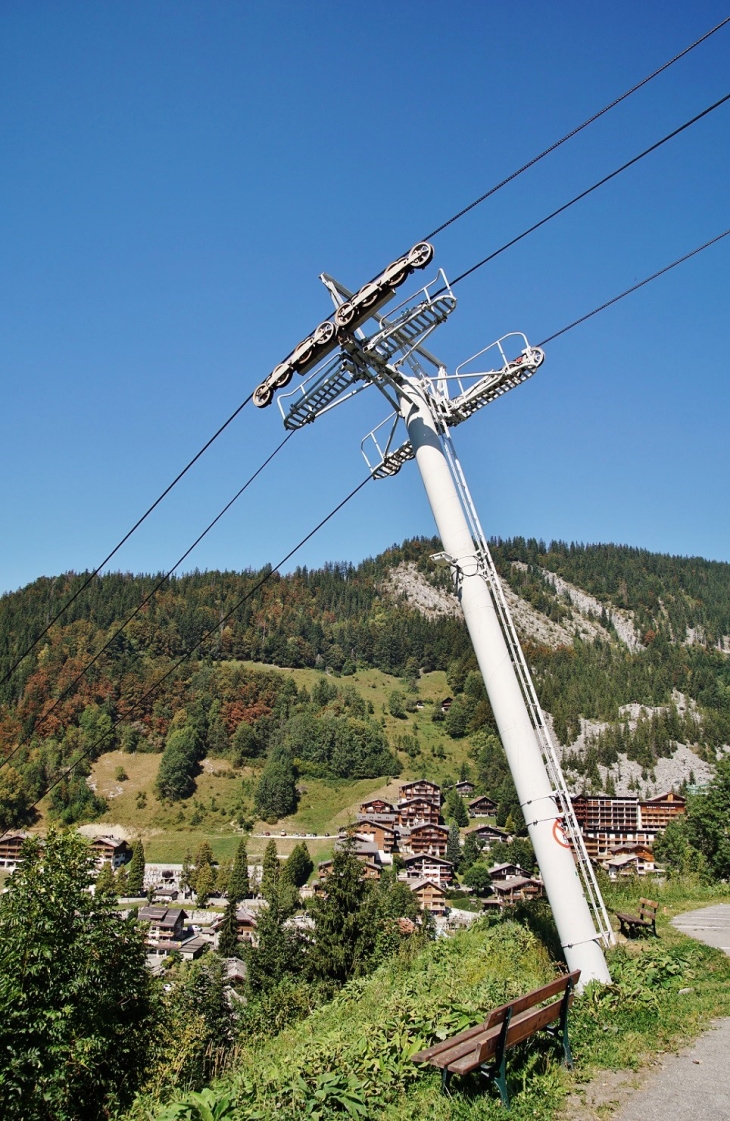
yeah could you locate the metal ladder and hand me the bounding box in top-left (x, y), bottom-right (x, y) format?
top-left (434, 412), bottom-right (614, 947)
top-left (368, 293), bottom-right (457, 362)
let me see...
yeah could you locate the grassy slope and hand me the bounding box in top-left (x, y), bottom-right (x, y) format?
top-left (42, 666), bottom-right (472, 863)
top-left (130, 881), bottom-right (730, 1121)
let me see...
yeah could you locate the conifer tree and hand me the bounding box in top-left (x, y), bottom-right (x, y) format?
top-left (245, 878), bottom-right (302, 992)
top-left (307, 838), bottom-right (377, 985)
top-left (460, 830), bottom-right (482, 872)
top-left (446, 822), bottom-right (462, 870)
top-left (194, 840), bottom-right (214, 869)
top-left (261, 839), bottom-right (280, 897)
top-left (95, 861), bottom-right (116, 897)
top-left (115, 864), bottom-right (128, 896)
top-left (195, 862), bottom-right (214, 907)
top-left (444, 787), bottom-right (469, 827)
top-left (215, 859), bottom-right (231, 898)
top-left (216, 898), bottom-right (240, 958)
top-left (126, 841), bottom-right (146, 896)
top-left (228, 838), bottom-right (250, 902)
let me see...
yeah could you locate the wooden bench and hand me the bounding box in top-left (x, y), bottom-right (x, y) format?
top-left (615, 897), bottom-right (658, 938)
top-left (411, 970), bottom-right (580, 1108)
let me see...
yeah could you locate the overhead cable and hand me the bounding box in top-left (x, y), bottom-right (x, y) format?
top-left (424, 14), bottom-right (730, 241)
top-left (0, 430), bottom-right (294, 774)
top-left (447, 92), bottom-right (730, 290)
top-left (537, 227), bottom-right (730, 348)
top-left (0, 390), bottom-right (255, 690)
top-left (0, 474), bottom-right (371, 837)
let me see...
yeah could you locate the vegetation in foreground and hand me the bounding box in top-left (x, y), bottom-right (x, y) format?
top-left (132, 878), bottom-right (730, 1121)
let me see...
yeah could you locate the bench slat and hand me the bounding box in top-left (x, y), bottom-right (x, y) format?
top-left (411, 970), bottom-right (579, 1065)
top-left (447, 996), bottom-right (571, 1076)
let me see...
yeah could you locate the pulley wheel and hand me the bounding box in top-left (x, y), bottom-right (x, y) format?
top-left (270, 363), bottom-right (294, 388)
top-left (313, 320), bottom-right (336, 346)
top-left (335, 301), bottom-right (356, 327)
top-left (408, 242), bottom-right (434, 269)
top-left (253, 383), bottom-right (274, 408)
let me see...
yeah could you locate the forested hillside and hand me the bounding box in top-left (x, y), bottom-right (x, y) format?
top-left (0, 536), bottom-right (728, 834)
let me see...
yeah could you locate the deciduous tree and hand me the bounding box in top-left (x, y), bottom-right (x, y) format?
top-left (0, 830), bottom-right (157, 1121)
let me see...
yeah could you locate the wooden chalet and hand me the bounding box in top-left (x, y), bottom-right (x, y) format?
top-left (409, 878), bottom-right (448, 915)
top-left (403, 853), bottom-right (454, 885)
top-left (359, 798), bottom-right (396, 816)
top-left (488, 862), bottom-right (527, 881)
top-left (468, 794), bottom-right (498, 817)
top-left (212, 907), bottom-right (258, 943)
top-left (603, 841), bottom-right (655, 876)
top-left (465, 823), bottom-right (511, 846)
top-left (491, 876), bottom-right (543, 905)
top-left (178, 935), bottom-right (207, 960)
top-left (406, 822), bottom-right (449, 858)
top-left (0, 831), bottom-right (31, 870)
top-left (152, 886), bottom-right (179, 903)
top-left (350, 818), bottom-right (398, 852)
top-left (398, 797), bottom-right (441, 827)
top-left (318, 857), bottom-right (381, 881)
top-left (451, 780), bottom-right (476, 796)
top-left (89, 835), bottom-right (132, 870)
top-left (138, 905), bottom-right (188, 951)
top-left (639, 792), bottom-right (686, 829)
top-left (399, 779), bottom-right (442, 807)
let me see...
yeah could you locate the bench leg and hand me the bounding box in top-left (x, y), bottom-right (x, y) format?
top-left (482, 1006), bottom-right (512, 1108)
top-left (559, 977), bottom-right (574, 1069)
top-left (440, 1068), bottom-right (452, 1096)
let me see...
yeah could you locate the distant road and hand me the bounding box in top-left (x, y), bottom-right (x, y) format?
top-left (612, 905), bottom-right (730, 1121)
top-left (251, 833), bottom-right (332, 840)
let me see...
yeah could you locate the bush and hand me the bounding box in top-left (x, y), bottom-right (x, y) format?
top-left (155, 725), bottom-right (203, 802)
top-left (255, 759), bottom-right (298, 821)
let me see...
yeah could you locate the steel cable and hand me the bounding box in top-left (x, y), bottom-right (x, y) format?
top-left (423, 15), bottom-right (730, 241)
top-left (0, 430), bottom-right (294, 774)
top-left (445, 92), bottom-right (730, 291)
top-left (536, 227), bottom-right (730, 348)
top-left (0, 391), bottom-right (255, 689)
top-left (0, 474), bottom-right (371, 840)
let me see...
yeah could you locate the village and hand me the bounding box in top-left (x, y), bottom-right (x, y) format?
top-left (0, 778), bottom-right (687, 966)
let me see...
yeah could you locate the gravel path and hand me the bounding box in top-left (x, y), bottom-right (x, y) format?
top-left (611, 904), bottom-right (730, 1121)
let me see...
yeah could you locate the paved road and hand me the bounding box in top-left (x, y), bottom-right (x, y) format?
top-left (671, 902), bottom-right (730, 954)
top-left (612, 904), bottom-right (730, 1121)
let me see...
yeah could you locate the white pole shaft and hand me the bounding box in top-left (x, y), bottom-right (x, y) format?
top-left (401, 386), bottom-right (611, 985)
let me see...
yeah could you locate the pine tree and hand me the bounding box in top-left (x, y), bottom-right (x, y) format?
top-left (196, 862), bottom-right (214, 907)
top-left (126, 841), bottom-right (146, 896)
top-left (460, 830), bottom-right (482, 872)
top-left (228, 838), bottom-right (250, 902)
top-left (115, 865), bottom-right (128, 896)
top-left (245, 879), bottom-right (303, 993)
top-left (216, 898), bottom-right (240, 958)
top-left (95, 862), bottom-right (116, 897)
top-left (181, 852), bottom-right (194, 893)
top-left (215, 859), bottom-right (231, 898)
top-left (446, 822), bottom-right (462, 870)
top-left (195, 840), bottom-right (214, 869)
top-left (307, 838), bottom-right (376, 985)
top-left (261, 839), bottom-right (280, 898)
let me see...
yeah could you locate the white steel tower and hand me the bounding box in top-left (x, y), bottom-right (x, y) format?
top-left (254, 245), bottom-right (613, 985)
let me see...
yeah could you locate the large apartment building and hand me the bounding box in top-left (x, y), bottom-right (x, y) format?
top-left (571, 791), bottom-right (686, 861)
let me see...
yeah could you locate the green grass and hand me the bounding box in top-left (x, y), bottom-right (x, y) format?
top-left (128, 881), bottom-right (730, 1121)
top-left (64, 667), bottom-right (478, 861)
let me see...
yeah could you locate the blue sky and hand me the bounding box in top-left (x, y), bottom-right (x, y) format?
top-left (1, 1), bottom-right (728, 595)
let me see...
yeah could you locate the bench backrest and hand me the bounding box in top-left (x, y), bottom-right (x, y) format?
top-left (639, 898), bottom-right (658, 920)
top-left (484, 970), bottom-right (580, 1030)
